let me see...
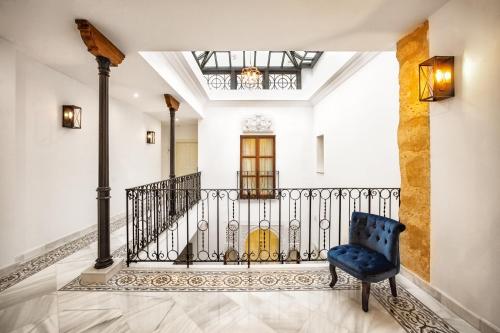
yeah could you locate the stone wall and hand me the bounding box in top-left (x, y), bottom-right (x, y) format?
top-left (396, 21), bottom-right (431, 281)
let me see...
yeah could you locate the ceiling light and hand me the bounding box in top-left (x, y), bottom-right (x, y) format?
top-left (241, 51), bottom-right (262, 89)
top-left (133, 92), bottom-right (139, 98)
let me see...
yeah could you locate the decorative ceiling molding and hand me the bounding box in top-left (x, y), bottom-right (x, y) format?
top-left (75, 19), bottom-right (125, 66)
top-left (310, 52), bottom-right (379, 105)
top-left (242, 114), bottom-right (273, 133)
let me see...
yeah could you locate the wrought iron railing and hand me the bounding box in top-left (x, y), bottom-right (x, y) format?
top-left (126, 185), bottom-right (400, 267)
top-left (125, 172), bottom-right (201, 263)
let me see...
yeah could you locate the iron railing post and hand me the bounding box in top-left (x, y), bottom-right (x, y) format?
top-left (308, 189), bottom-right (312, 260)
top-left (216, 190), bottom-right (220, 261)
top-left (126, 190), bottom-right (129, 267)
top-left (368, 189), bottom-right (372, 214)
top-left (278, 189), bottom-right (282, 264)
top-left (155, 189), bottom-right (159, 261)
top-left (338, 188), bottom-right (342, 246)
top-left (247, 190), bottom-right (251, 268)
top-left (186, 189), bottom-right (190, 268)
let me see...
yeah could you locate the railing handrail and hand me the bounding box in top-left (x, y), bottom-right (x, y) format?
top-left (127, 186), bottom-right (401, 191)
top-left (125, 171), bottom-right (201, 191)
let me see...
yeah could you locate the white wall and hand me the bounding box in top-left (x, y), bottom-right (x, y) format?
top-left (429, 0), bottom-right (500, 329)
top-left (0, 39), bottom-right (162, 269)
top-left (198, 103), bottom-right (314, 189)
top-left (312, 52), bottom-right (400, 188)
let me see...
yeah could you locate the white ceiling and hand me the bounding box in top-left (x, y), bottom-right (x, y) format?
top-left (0, 0), bottom-right (448, 121)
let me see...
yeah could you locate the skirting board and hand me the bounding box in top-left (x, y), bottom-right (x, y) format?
top-left (400, 266), bottom-right (500, 333)
top-left (0, 213), bottom-right (126, 276)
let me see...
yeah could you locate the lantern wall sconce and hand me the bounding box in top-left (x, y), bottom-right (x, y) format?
top-left (146, 131), bottom-right (155, 144)
top-left (419, 56), bottom-right (455, 102)
top-left (62, 105), bottom-right (82, 129)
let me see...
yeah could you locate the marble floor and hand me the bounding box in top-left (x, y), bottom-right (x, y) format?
top-left (0, 223), bottom-right (480, 333)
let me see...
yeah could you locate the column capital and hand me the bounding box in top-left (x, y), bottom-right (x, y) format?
top-left (75, 19), bottom-right (125, 67)
top-left (164, 94), bottom-right (180, 112)
top-left (96, 56), bottom-right (111, 76)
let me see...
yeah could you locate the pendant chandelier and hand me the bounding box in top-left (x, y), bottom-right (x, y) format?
top-left (241, 52), bottom-right (261, 88)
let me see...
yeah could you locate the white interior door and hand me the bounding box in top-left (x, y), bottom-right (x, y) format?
top-left (175, 141), bottom-right (198, 176)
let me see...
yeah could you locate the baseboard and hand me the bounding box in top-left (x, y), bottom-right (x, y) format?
top-left (0, 213), bottom-right (126, 276)
top-left (400, 266), bottom-right (500, 333)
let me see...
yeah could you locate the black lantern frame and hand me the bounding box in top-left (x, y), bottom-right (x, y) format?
top-left (419, 56), bottom-right (455, 102)
top-left (146, 131), bottom-right (155, 144)
top-left (62, 105), bottom-right (82, 129)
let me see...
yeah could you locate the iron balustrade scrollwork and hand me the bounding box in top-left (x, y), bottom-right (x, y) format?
top-left (269, 73), bottom-right (297, 90)
top-left (126, 185), bottom-right (400, 267)
top-left (125, 172), bottom-right (201, 266)
top-left (205, 73), bottom-right (231, 90)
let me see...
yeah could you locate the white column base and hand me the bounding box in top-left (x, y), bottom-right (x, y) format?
top-left (80, 259), bottom-right (123, 284)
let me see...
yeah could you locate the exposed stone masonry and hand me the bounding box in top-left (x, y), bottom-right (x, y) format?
top-left (396, 21), bottom-right (431, 281)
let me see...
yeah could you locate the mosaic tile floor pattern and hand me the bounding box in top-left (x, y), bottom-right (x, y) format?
top-left (0, 220), bottom-right (478, 333)
top-left (0, 218), bottom-right (126, 293)
top-left (61, 268), bottom-right (358, 292)
top-left (60, 268), bottom-right (459, 333)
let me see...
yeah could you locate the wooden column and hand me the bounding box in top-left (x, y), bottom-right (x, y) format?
top-left (164, 94), bottom-right (179, 216)
top-left (76, 19), bottom-right (125, 269)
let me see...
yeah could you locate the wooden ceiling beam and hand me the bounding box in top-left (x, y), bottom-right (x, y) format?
top-left (75, 19), bottom-right (125, 66)
top-left (164, 94), bottom-right (180, 112)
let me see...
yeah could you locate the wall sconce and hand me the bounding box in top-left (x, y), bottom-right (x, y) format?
top-left (419, 56), bottom-right (454, 102)
top-left (146, 131), bottom-right (155, 144)
top-left (62, 105), bottom-right (82, 128)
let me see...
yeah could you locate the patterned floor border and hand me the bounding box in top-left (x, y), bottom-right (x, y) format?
top-left (61, 267), bottom-right (459, 333)
top-left (61, 267), bottom-right (357, 292)
top-left (0, 218), bottom-right (126, 293)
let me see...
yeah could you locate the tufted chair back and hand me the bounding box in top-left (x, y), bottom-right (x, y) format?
top-left (349, 212), bottom-right (406, 267)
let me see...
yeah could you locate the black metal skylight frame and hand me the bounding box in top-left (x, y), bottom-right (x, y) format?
top-left (192, 51), bottom-right (323, 90)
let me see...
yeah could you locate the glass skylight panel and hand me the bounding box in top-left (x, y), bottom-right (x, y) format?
top-left (304, 52), bottom-right (315, 60)
top-left (269, 52), bottom-right (282, 67)
top-left (283, 54), bottom-right (294, 67)
top-left (294, 51), bottom-right (306, 58)
top-left (255, 51), bottom-right (268, 67)
top-left (193, 51), bottom-right (205, 58)
top-left (231, 51), bottom-right (243, 67)
top-left (192, 51), bottom-right (322, 90)
top-left (206, 54), bottom-right (216, 68)
top-left (217, 52), bottom-right (230, 67)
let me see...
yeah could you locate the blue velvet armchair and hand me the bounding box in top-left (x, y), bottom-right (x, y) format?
top-left (327, 212), bottom-right (406, 312)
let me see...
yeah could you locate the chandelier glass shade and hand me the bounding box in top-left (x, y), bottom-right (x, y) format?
top-left (241, 66), bottom-right (262, 88)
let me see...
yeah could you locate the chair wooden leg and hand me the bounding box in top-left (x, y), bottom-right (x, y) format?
top-left (389, 276), bottom-right (397, 297)
top-left (329, 264), bottom-right (338, 288)
top-left (362, 282), bottom-right (371, 312)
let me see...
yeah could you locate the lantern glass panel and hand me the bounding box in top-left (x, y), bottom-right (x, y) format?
top-left (62, 105), bottom-right (82, 129)
top-left (146, 131), bottom-right (155, 144)
top-left (419, 56), bottom-right (454, 102)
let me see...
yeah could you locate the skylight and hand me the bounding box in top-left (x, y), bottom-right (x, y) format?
top-left (192, 51), bottom-right (323, 90)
